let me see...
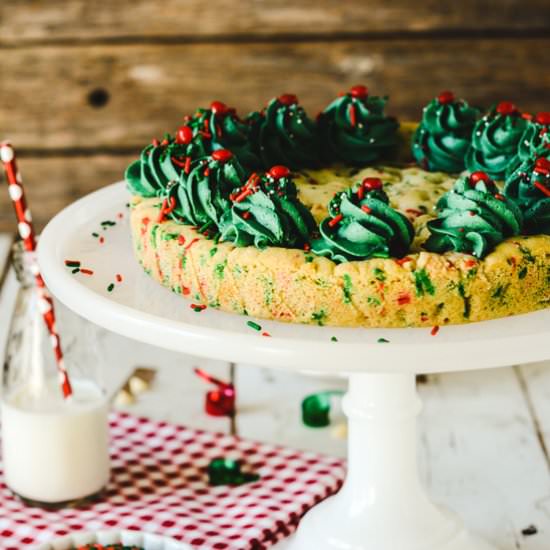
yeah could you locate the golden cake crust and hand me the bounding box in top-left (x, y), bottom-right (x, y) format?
top-left (130, 162), bottom-right (550, 328)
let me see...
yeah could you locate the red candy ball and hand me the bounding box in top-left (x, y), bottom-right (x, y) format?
top-left (535, 112), bottom-right (550, 126)
top-left (269, 165), bottom-right (290, 179)
top-left (211, 149), bottom-right (233, 162)
top-left (176, 126), bottom-right (193, 145)
top-left (470, 171), bottom-right (491, 184)
top-left (350, 85), bottom-right (368, 99)
top-left (362, 177), bottom-right (383, 190)
top-left (278, 94), bottom-right (298, 106)
top-left (437, 90), bottom-right (455, 105)
top-left (210, 101), bottom-right (229, 115)
top-left (496, 101), bottom-right (517, 116)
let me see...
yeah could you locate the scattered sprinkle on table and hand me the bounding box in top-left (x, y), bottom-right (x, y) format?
top-left (115, 273), bottom-right (123, 283)
top-left (247, 320), bottom-right (262, 331)
top-left (107, 283), bottom-right (115, 292)
top-left (377, 338), bottom-right (390, 343)
top-left (521, 525), bottom-right (538, 536)
top-left (191, 303), bottom-right (207, 312)
top-left (64, 259), bottom-right (80, 267)
top-left (79, 268), bottom-right (94, 276)
top-left (261, 331), bottom-right (271, 337)
top-left (331, 336), bottom-right (338, 342)
top-left (430, 325), bottom-right (440, 336)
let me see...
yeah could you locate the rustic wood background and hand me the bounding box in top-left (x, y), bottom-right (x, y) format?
top-left (0, 1), bottom-right (549, 231)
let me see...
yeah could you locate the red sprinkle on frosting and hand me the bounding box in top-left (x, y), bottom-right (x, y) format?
top-left (212, 149), bottom-right (233, 162)
top-left (496, 101), bottom-right (517, 116)
top-left (437, 90), bottom-right (455, 105)
top-left (328, 214), bottom-right (343, 227)
top-left (534, 157), bottom-right (550, 175)
top-left (210, 101), bottom-right (229, 115)
top-left (269, 165), bottom-right (290, 179)
top-left (278, 94), bottom-right (298, 106)
top-left (349, 85), bottom-right (368, 99)
top-left (535, 112), bottom-right (550, 125)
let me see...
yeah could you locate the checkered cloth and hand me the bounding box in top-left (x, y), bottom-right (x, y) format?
top-left (0, 412), bottom-right (345, 550)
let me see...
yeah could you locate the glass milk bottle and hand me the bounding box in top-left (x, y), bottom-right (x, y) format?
top-left (1, 244), bottom-right (110, 508)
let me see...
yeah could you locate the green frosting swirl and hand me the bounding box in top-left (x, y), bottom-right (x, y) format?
top-left (125, 135), bottom-right (208, 198)
top-left (504, 156), bottom-right (550, 234)
top-left (412, 92), bottom-right (480, 172)
top-left (317, 85), bottom-right (399, 165)
top-left (465, 102), bottom-right (528, 180)
top-left (506, 113), bottom-right (550, 177)
top-left (247, 95), bottom-right (320, 170)
top-left (190, 101), bottom-right (261, 171)
top-left (424, 172), bottom-right (523, 258)
top-left (219, 166), bottom-right (316, 248)
top-left (311, 178), bottom-right (414, 263)
top-left (166, 150), bottom-right (247, 229)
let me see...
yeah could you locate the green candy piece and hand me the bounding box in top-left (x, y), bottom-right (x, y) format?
top-left (412, 91), bottom-right (480, 173)
top-left (301, 391), bottom-right (344, 428)
top-left (207, 457), bottom-right (260, 486)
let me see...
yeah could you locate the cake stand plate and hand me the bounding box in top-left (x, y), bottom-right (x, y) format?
top-left (38, 182), bottom-right (550, 550)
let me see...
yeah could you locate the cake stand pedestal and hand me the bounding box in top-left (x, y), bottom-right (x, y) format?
top-left (37, 183), bottom-right (550, 550)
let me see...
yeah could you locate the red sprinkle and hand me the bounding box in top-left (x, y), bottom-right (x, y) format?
top-left (117, 212), bottom-right (124, 219)
top-left (534, 157), bottom-right (550, 175)
top-left (261, 331), bottom-right (272, 337)
top-left (431, 325), bottom-right (440, 336)
top-left (99, 236), bottom-right (105, 244)
top-left (115, 273), bottom-right (123, 283)
top-left (182, 286), bottom-right (191, 295)
top-left (361, 205), bottom-right (372, 214)
top-left (348, 104), bottom-right (357, 127)
top-left (470, 171), bottom-right (491, 185)
top-left (184, 156), bottom-right (192, 174)
top-left (80, 268), bottom-right (94, 276)
top-left (176, 126), bottom-right (193, 145)
top-left (184, 237), bottom-right (200, 251)
top-left (242, 211), bottom-right (251, 220)
top-left (234, 187), bottom-right (253, 203)
top-left (357, 185), bottom-right (365, 199)
top-left (349, 85), bottom-right (368, 99)
top-left (395, 256), bottom-right (412, 266)
top-left (397, 292), bottom-right (411, 305)
top-left (191, 303), bottom-right (207, 311)
top-left (494, 193), bottom-right (505, 201)
top-left (328, 214), bottom-right (343, 227)
top-left (64, 259), bottom-right (81, 267)
top-left (405, 208), bottom-right (424, 218)
top-left (437, 90), bottom-right (455, 105)
top-left (534, 181), bottom-right (550, 197)
top-left (211, 149), bottom-right (233, 162)
top-left (464, 259), bottom-right (477, 268)
top-left (303, 243), bottom-right (311, 251)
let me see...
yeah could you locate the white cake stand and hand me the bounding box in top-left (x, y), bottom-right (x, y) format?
top-left (38, 182), bottom-right (550, 550)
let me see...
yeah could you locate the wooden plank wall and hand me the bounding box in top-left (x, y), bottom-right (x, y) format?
top-left (0, 1), bottom-right (549, 231)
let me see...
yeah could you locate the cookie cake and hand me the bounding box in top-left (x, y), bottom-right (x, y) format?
top-left (125, 86), bottom-right (550, 328)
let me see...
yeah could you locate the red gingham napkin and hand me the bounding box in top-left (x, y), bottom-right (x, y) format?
top-left (0, 411), bottom-right (345, 550)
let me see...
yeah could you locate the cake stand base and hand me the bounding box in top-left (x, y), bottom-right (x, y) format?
top-left (287, 373), bottom-right (499, 550)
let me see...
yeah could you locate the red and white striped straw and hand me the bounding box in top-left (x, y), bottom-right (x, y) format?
top-left (0, 141), bottom-right (73, 399)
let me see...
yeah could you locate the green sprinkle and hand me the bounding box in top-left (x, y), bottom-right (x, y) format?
top-left (214, 260), bottom-right (227, 280)
top-left (247, 321), bottom-right (261, 331)
top-left (367, 296), bottom-right (381, 306)
top-left (305, 255), bottom-right (314, 263)
top-left (107, 283), bottom-right (115, 292)
top-left (100, 220), bottom-right (116, 227)
top-left (331, 336), bottom-right (338, 342)
top-left (414, 269), bottom-right (435, 297)
top-left (71, 267), bottom-right (80, 274)
top-left (162, 232), bottom-right (179, 241)
top-left (150, 224), bottom-right (159, 248)
top-left (518, 266), bottom-right (528, 279)
top-left (92, 232), bottom-right (99, 238)
top-left (209, 247), bottom-right (218, 257)
top-left (377, 338), bottom-right (390, 344)
top-left (311, 309), bottom-right (327, 326)
top-left (342, 274), bottom-right (353, 304)
top-left (374, 268), bottom-right (386, 281)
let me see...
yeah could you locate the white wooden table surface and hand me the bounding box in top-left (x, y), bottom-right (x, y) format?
top-left (1, 232), bottom-right (549, 549)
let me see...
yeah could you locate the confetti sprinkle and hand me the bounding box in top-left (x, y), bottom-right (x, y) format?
top-left (246, 321), bottom-right (262, 331)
